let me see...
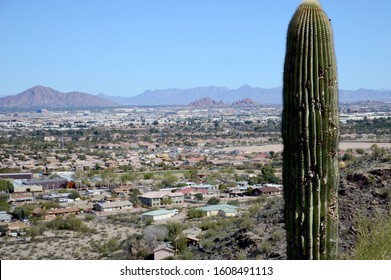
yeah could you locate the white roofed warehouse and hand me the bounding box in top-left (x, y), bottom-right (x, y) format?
top-left (141, 209), bottom-right (179, 221)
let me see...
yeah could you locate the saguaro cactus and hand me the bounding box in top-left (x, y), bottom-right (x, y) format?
top-left (282, 0), bottom-right (339, 259)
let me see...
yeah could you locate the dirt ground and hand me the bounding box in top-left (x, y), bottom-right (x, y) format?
top-left (0, 217), bottom-right (140, 260)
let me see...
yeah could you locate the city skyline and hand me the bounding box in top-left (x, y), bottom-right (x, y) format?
top-left (1, 0), bottom-right (390, 96)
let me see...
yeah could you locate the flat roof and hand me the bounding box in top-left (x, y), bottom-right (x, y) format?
top-left (168, 192), bottom-right (184, 197)
top-left (46, 207), bottom-right (81, 215)
top-left (0, 173), bottom-right (33, 176)
top-left (197, 204), bottom-right (239, 212)
top-left (95, 201), bottom-right (133, 208)
top-left (141, 209), bottom-right (177, 216)
top-left (141, 191), bottom-right (169, 199)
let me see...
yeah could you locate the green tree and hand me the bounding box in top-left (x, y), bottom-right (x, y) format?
top-left (187, 208), bottom-right (205, 219)
top-left (143, 173), bottom-right (154, 180)
top-left (258, 165), bottom-right (280, 184)
top-left (120, 172), bottom-right (136, 185)
top-left (161, 197), bottom-right (172, 206)
top-left (189, 168), bottom-right (200, 183)
top-left (207, 197), bottom-right (220, 205)
top-left (164, 222), bottom-right (185, 242)
top-left (12, 205), bottom-right (35, 220)
top-left (194, 193), bottom-right (203, 201)
top-left (129, 188), bottom-right (142, 206)
top-left (0, 200), bottom-right (10, 212)
top-left (0, 179), bottom-right (13, 193)
top-left (68, 190), bottom-right (81, 200)
top-left (227, 200), bottom-right (240, 206)
top-left (161, 173), bottom-right (178, 187)
top-left (0, 224), bottom-right (9, 236)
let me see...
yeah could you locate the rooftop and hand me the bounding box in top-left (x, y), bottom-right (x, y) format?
top-left (46, 207), bottom-right (81, 215)
top-left (95, 201), bottom-right (133, 208)
top-left (168, 192), bottom-right (184, 197)
top-left (197, 204), bottom-right (239, 212)
top-left (141, 191), bottom-right (170, 199)
top-left (141, 209), bottom-right (178, 216)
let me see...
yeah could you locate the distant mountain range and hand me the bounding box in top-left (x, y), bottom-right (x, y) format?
top-left (1, 85), bottom-right (391, 109)
top-left (0, 86), bottom-right (117, 109)
top-left (99, 86), bottom-right (391, 106)
top-left (98, 85), bottom-right (282, 106)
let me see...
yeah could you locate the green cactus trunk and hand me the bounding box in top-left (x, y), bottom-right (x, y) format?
top-left (282, 0), bottom-right (339, 260)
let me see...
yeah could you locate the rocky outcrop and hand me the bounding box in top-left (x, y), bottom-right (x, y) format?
top-left (188, 98), bottom-right (227, 107)
top-left (231, 98), bottom-right (259, 106)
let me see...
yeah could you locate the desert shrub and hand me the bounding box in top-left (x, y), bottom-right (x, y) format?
top-left (47, 214), bottom-right (89, 233)
top-left (235, 216), bottom-right (255, 231)
top-left (40, 201), bottom-right (61, 210)
top-left (164, 222), bottom-right (185, 242)
top-left (354, 214), bottom-right (391, 260)
top-left (259, 241), bottom-right (272, 254)
top-left (356, 148), bottom-right (365, 154)
top-left (200, 220), bottom-right (216, 231)
top-left (68, 190), bottom-right (81, 200)
top-left (122, 234), bottom-right (150, 260)
top-left (84, 214), bottom-right (96, 221)
top-left (227, 200), bottom-right (240, 206)
top-left (200, 239), bottom-right (214, 250)
top-left (236, 251), bottom-right (247, 260)
top-left (174, 234), bottom-right (188, 252)
top-left (178, 249), bottom-right (194, 260)
top-left (0, 224), bottom-right (8, 236)
top-left (187, 208), bottom-right (206, 219)
top-left (142, 217), bottom-right (153, 226)
top-left (271, 230), bottom-right (284, 242)
top-left (90, 238), bottom-right (121, 258)
top-left (26, 224), bottom-right (46, 238)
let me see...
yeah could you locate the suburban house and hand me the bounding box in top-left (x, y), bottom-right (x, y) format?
top-left (196, 204), bottom-right (239, 217)
top-left (168, 192), bottom-right (185, 204)
top-left (34, 207), bottom-right (81, 221)
top-left (93, 201), bottom-right (133, 212)
top-left (141, 209), bottom-right (178, 221)
top-left (112, 185), bottom-right (133, 196)
top-left (43, 193), bottom-right (72, 202)
top-left (229, 189), bottom-right (247, 197)
top-left (2, 221), bottom-right (31, 237)
top-left (8, 193), bottom-right (36, 203)
top-left (46, 207), bottom-right (81, 216)
top-left (193, 184), bottom-right (216, 193)
top-left (152, 243), bottom-right (175, 260)
top-left (180, 227), bottom-right (202, 247)
top-left (251, 187), bottom-right (281, 196)
top-left (140, 191), bottom-right (184, 207)
top-left (178, 187), bottom-right (208, 201)
top-left (84, 189), bottom-right (106, 197)
top-left (13, 184), bottom-right (43, 194)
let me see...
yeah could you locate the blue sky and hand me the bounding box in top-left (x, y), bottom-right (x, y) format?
top-left (1, 0), bottom-right (390, 97)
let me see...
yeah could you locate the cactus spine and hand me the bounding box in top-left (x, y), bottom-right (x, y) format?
top-left (282, 0), bottom-right (339, 259)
